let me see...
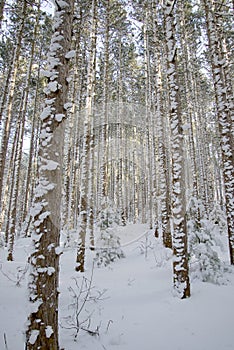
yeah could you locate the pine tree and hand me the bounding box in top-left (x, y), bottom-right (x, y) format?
top-left (95, 198), bottom-right (124, 267)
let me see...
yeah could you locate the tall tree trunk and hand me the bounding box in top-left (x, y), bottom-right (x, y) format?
top-left (63, 7), bottom-right (84, 234)
top-left (7, 93), bottom-right (25, 260)
top-left (203, 0), bottom-right (234, 264)
top-left (76, 0), bottom-right (97, 272)
top-left (100, 0), bottom-right (110, 202)
top-left (143, 4), bottom-right (153, 229)
top-left (2, 114), bottom-right (21, 243)
top-left (22, 57), bottom-right (42, 228)
top-left (164, 0), bottom-right (190, 298)
top-left (25, 1), bottom-right (74, 348)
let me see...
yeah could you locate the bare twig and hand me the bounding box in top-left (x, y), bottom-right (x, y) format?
top-left (105, 319), bottom-right (113, 333)
top-left (0, 263), bottom-right (29, 286)
top-left (3, 333), bottom-right (8, 350)
top-left (61, 263), bottom-right (107, 341)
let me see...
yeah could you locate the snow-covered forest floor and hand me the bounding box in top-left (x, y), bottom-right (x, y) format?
top-left (0, 223), bottom-right (234, 350)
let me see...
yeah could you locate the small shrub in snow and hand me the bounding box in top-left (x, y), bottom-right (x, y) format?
top-left (152, 241), bottom-right (173, 267)
top-left (137, 233), bottom-right (154, 259)
top-left (95, 199), bottom-right (125, 267)
top-left (188, 218), bottom-right (230, 285)
top-left (209, 203), bottom-right (228, 235)
top-left (95, 231), bottom-right (125, 267)
top-left (97, 198), bottom-right (120, 230)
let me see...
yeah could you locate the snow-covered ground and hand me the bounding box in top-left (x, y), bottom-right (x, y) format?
top-left (0, 224), bottom-right (234, 350)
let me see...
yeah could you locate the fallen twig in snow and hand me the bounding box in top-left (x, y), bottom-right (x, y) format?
top-left (3, 333), bottom-right (8, 350)
top-left (0, 263), bottom-right (29, 286)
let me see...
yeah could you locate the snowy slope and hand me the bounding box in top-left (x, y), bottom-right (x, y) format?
top-left (0, 224), bottom-right (234, 350)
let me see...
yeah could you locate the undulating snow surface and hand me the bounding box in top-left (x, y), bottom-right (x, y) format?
top-left (0, 224), bottom-right (234, 350)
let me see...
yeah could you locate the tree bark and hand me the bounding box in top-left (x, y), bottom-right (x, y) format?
top-left (164, 0), bottom-right (190, 298)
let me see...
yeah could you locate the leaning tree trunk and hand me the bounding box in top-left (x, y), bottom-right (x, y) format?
top-left (25, 1), bottom-right (74, 349)
top-left (164, 0), bottom-right (190, 299)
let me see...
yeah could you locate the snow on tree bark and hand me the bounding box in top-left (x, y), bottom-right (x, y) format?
top-left (25, 1), bottom-right (74, 349)
top-left (164, 0), bottom-right (190, 298)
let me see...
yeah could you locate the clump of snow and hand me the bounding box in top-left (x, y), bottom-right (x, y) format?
top-left (34, 210), bottom-right (51, 227)
top-left (47, 56), bottom-right (61, 69)
top-left (29, 299), bottom-right (43, 314)
top-left (42, 70), bottom-right (53, 78)
top-left (41, 158), bottom-right (59, 171)
top-left (55, 113), bottom-right (65, 122)
top-left (64, 102), bottom-right (73, 110)
top-left (50, 42), bottom-right (62, 52)
top-left (30, 202), bottom-right (44, 218)
top-left (47, 267), bottom-right (55, 276)
top-left (55, 246), bottom-right (63, 255)
top-left (57, 0), bottom-right (69, 8)
top-left (47, 81), bottom-right (58, 92)
top-left (45, 98), bottom-right (56, 105)
top-left (47, 243), bottom-right (55, 251)
top-left (34, 180), bottom-right (55, 198)
top-left (28, 329), bottom-right (39, 345)
top-left (66, 76), bottom-right (72, 83)
top-left (65, 50), bottom-right (75, 59)
top-left (40, 106), bottom-right (51, 121)
top-left (45, 325), bottom-right (54, 338)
